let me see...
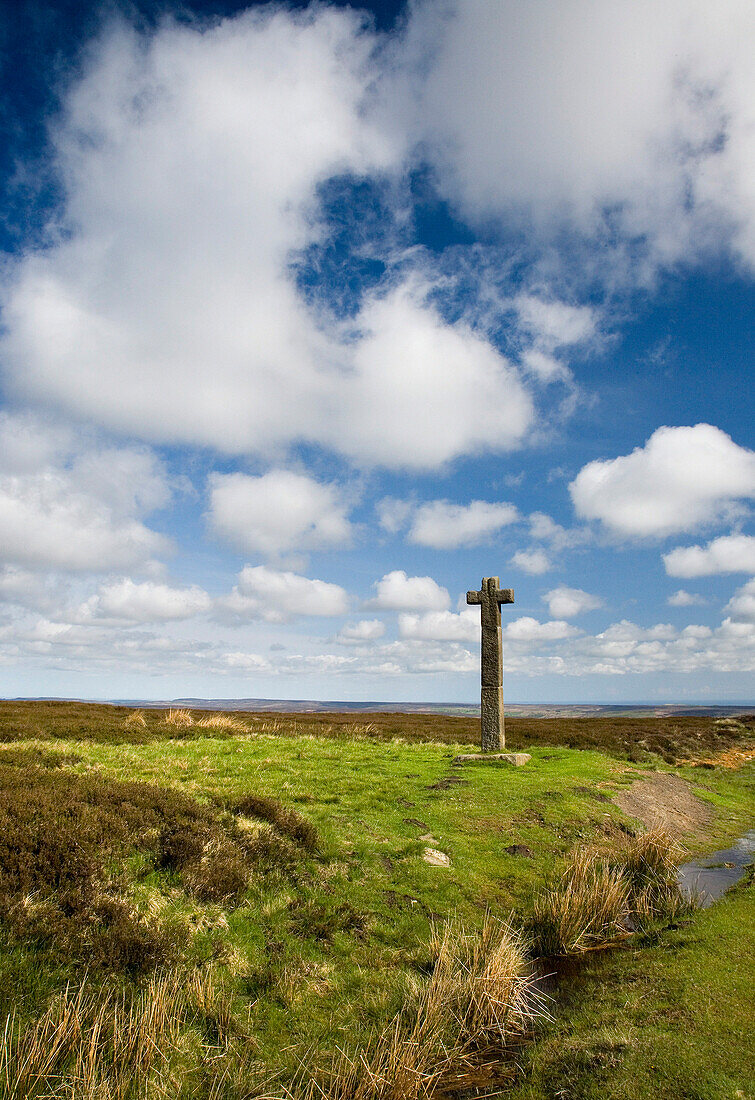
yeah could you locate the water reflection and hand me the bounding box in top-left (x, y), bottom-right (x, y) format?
top-left (677, 829), bottom-right (755, 908)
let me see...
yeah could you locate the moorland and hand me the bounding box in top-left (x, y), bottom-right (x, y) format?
top-left (0, 700), bottom-right (752, 1099)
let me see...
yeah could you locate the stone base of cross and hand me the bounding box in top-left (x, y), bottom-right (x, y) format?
top-left (466, 577), bottom-right (514, 752)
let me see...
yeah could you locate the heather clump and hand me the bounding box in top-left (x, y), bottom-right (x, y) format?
top-left (0, 756), bottom-right (316, 971)
top-left (225, 792), bottom-right (320, 851)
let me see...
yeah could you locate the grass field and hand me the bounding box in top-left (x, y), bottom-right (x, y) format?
top-left (509, 873), bottom-right (755, 1100)
top-left (0, 701), bottom-right (752, 1098)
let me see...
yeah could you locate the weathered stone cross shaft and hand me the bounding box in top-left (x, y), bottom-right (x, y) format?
top-left (466, 577), bottom-right (514, 752)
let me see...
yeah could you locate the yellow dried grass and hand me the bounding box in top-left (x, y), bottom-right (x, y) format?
top-left (196, 713), bottom-right (249, 733)
top-left (292, 915), bottom-right (542, 1100)
top-left (531, 829), bottom-right (690, 956)
top-left (0, 971), bottom-right (185, 1100)
top-left (123, 710), bottom-right (147, 728)
top-left (163, 709), bottom-right (194, 728)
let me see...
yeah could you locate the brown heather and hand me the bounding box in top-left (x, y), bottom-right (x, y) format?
top-left (0, 750), bottom-right (317, 971)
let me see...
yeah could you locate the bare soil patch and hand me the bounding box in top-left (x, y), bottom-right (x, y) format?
top-left (614, 772), bottom-right (714, 836)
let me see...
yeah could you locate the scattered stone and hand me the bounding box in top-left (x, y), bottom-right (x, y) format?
top-left (427, 776), bottom-right (469, 790)
top-left (423, 847), bottom-right (450, 867)
top-left (453, 752), bottom-right (531, 766)
top-left (504, 844), bottom-right (534, 858)
top-left (419, 833), bottom-right (438, 844)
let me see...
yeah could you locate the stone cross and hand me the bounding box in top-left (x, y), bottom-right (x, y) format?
top-left (466, 577), bottom-right (515, 752)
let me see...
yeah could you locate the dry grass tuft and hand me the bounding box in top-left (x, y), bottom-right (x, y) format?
top-left (531, 851), bottom-right (631, 957)
top-left (124, 710), bottom-right (147, 728)
top-left (0, 965), bottom-right (262, 1099)
top-left (529, 829), bottom-right (692, 956)
top-left (292, 916), bottom-right (542, 1100)
top-left (0, 971), bottom-right (184, 1099)
top-left (439, 915), bottom-right (543, 1047)
top-left (163, 709), bottom-right (194, 728)
top-left (196, 713), bottom-right (249, 733)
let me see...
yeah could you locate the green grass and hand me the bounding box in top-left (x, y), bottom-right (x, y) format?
top-left (1, 700), bottom-right (753, 763)
top-left (510, 876), bottom-right (755, 1100)
top-left (0, 701), bottom-right (752, 1098)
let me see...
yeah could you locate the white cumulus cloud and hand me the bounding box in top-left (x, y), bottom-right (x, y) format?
top-left (570, 424), bottom-right (755, 537)
top-left (336, 619), bottom-right (386, 644)
top-left (667, 589), bottom-right (706, 607)
top-left (88, 579), bottom-right (211, 621)
top-left (369, 570), bottom-right (450, 611)
top-left (208, 470), bottom-right (353, 558)
top-left (408, 499), bottom-right (519, 549)
top-left (725, 578), bottom-right (755, 623)
top-left (398, 609), bottom-right (479, 642)
top-left (663, 534), bottom-right (755, 577)
top-left (334, 282), bottom-right (533, 468)
top-left (219, 565), bottom-right (349, 623)
top-left (542, 586), bottom-right (603, 618)
top-left (505, 617), bottom-right (578, 642)
top-left (0, 414), bottom-right (171, 573)
top-left (0, 11), bottom-right (396, 454)
top-left (0, 12), bottom-right (539, 472)
top-left (404, 0), bottom-right (755, 273)
top-left (510, 549), bottom-right (552, 575)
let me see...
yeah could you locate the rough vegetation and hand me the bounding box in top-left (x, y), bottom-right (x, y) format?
top-left (528, 829), bottom-right (692, 957)
top-left (0, 702), bottom-right (750, 1098)
top-left (0, 700), bottom-right (753, 764)
top-left (0, 748), bottom-right (316, 974)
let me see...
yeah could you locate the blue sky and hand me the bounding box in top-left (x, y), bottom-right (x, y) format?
top-left (0, 0), bottom-right (753, 703)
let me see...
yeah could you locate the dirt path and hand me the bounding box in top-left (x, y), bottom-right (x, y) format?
top-left (614, 772), bottom-right (714, 836)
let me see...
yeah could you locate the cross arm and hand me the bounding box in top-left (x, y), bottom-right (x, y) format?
top-left (467, 587), bottom-right (514, 605)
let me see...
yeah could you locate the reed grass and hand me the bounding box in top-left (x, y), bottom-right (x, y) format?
top-left (163, 709), bottom-right (194, 728)
top-left (292, 915), bottom-right (544, 1100)
top-left (529, 829), bottom-right (693, 956)
top-left (196, 714), bottom-right (249, 733)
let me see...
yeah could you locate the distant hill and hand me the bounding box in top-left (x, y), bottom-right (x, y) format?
top-left (95, 697), bottom-right (753, 718)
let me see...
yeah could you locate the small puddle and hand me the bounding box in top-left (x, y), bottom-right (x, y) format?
top-left (677, 829), bottom-right (755, 907)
